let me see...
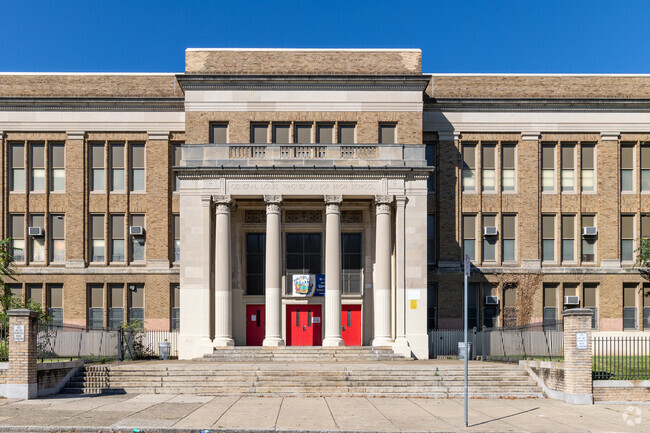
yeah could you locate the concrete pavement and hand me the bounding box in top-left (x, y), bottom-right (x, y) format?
top-left (0, 393), bottom-right (647, 432)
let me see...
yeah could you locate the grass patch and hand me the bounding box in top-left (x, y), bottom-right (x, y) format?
top-left (592, 356), bottom-right (650, 380)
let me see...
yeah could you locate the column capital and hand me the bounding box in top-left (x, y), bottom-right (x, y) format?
top-left (324, 195), bottom-right (343, 214)
top-left (600, 131), bottom-right (620, 142)
top-left (200, 195), bottom-right (212, 207)
top-left (213, 195), bottom-right (232, 214)
top-left (264, 195), bottom-right (283, 214)
top-left (521, 132), bottom-right (541, 141)
top-left (66, 131), bottom-right (85, 141)
top-left (375, 195), bottom-right (393, 214)
top-left (395, 195), bottom-right (407, 207)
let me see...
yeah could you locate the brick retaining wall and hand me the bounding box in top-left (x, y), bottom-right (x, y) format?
top-left (593, 381), bottom-right (650, 403)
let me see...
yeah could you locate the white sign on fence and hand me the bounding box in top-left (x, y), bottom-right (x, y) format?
top-left (576, 332), bottom-right (588, 350)
top-left (13, 325), bottom-right (25, 342)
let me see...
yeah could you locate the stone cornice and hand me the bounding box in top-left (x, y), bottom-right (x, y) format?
top-left (0, 97), bottom-right (184, 112)
top-left (176, 166), bottom-right (432, 181)
top-left (425, 98), bottom-right (650, 113)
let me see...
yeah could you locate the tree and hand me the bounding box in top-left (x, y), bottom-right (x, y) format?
top-left (636, 237), bottom-right (650, 279)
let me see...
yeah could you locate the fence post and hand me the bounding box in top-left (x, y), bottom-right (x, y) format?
top-left (5, 309), bottom-right (39, 399)
top-left (562, 308), bottom-right (593, 404)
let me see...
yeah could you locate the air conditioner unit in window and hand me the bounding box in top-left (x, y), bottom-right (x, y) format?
top-left (28, 227), bottom-right (43, 237)
top-left (129, 226), bottom-right (145, 236)
top-left (564, 296), bottom-right (580, 305)
top-left (582, 226), bottom-right (598, 236)
top-left (483, 226), bottom-right (498, 236)
top-left (485, 296), bottom-right (499, 305)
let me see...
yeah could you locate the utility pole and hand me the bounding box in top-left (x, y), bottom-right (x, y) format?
top-left (463, 253), bottom-right (469, 427)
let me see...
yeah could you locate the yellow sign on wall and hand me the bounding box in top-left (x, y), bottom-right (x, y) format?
top-left (410, 300), bottom-right (417, 309)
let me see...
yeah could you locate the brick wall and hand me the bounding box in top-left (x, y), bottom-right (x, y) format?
top-left (593, 381), bottom-right (650, 402)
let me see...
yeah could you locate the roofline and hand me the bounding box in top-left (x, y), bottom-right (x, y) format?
top-left (186, 48), bottom-right (421, 52)
top-left (0, 72), bottom-right (181, 76)
top-left (425, 73), bottom-right (650, 77)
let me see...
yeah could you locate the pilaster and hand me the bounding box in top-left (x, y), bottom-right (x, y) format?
top-left (65, 131), bottom-right (86, 268)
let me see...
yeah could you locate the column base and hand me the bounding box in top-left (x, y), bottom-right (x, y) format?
top-left (212, 337), bottom-right (235, 347)
top-left (263, 337), bottom-right (285, 347)
top-left (322, 337), bottom-right (345, 347)
top-left (372, 337), bottom-right (394, 347)
top-left (392, 337), bottom-right (412, 358)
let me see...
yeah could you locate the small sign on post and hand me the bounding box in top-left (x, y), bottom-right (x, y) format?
top-left (576, 332), bottom-right (588, 350)
top-left (13, 325), bottom-right (25, 342)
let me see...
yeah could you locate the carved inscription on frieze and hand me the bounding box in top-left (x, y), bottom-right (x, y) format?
top-left (228, 181), bottom-right (378, 194)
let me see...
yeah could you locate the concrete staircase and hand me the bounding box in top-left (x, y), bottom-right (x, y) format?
top-left (61, 362), bottom-right (545, 398)
top-left (200, 346), bottom-right (406, 362)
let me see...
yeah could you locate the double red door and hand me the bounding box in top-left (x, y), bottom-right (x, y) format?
top-left (286, 305), bottom-right (322, 346)
top-left (246, 304), bottom-right (265, 346)
top-left (341, 304), bottom-right (361, 346)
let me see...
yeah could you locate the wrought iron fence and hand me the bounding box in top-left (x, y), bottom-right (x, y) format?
top-left (593, 336), bottom-right (650, 380)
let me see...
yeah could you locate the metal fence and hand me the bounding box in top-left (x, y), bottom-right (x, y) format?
top-left (593, 336), bottom-right (650, 380)
top-left (0, 319), bottom-right (8, 361)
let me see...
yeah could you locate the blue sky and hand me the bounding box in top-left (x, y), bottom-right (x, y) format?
top-left (0, 0), bottom-right (648, 73)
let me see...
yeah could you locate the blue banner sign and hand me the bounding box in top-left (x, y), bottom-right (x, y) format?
top-left (314, 274), bottom-right (325, 296)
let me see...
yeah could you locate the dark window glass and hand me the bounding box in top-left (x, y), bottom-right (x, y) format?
top-left (286, 233), bottom-right (322, 294)
top-left (246, 233), bottom-right (266, 296)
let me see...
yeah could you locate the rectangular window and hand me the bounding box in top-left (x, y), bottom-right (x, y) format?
top-left (581, 215), bottom-right (596, 263)
top-left (110, 214), bottom-right (125, 262)
top-left (621, 144), bottom-right (635, 192)
top-left (643, 283), bottom-right (650, 331)
top-left (272, 124), bottom-right (289, 143)
top-left (503, 284), bottom-right (517, 327)
top-left (584, 284), bottom-right (598, 329)
top-left (561, 144), bottom-right (575, 192)
top-left (210, 123), bottom-right (227, 144)
top-left (379, 123), bottom-right (396, 144)
top-left (582, 144), bottom-right (595, 192)
top-left (108, 284), bottom-right (124, 330)
top-left (561, 215), bottom-right (575, 262)
top-left (623, 283), bottom-right (637, 330)
top-left (90, 143), bottom-right (105, 192)
top-left (427, 283), bottom-right (437, 331)
top-left (621, 214), bottom-right (635, 262)
top-left (130, 144), bottom-right (145, 191)
top-left (88, 285), bottom-right (104, 329)
top-left (543, 284), bottom-right (558, 327)
top-left (426, 143), bottom-right (436, 193)
top-left (251, 123), bottom-right (268, 144)
top-left (27, 284), bottom-right (43, 305)
top-left (171, 284), bottom-right (180, 331)
top-left (643, 145), bottom-right (650, 192)
top-left (316, 124), bottom-right (333, 144)
top-left (542, 144), bottom-right (556, 192)
top-left (10, 143), bottom-right (25, 191)
top-left (173, 144), bottom-right (182, 191)
top-left (462, 144), bottom-right (476, 192)
top-left (463, 215), bottom-right (476, 260)
top-left (30, 143), bottom-right (45, 192)
top-left (50, 144), bottom-right (65, 192)
top-left (285, 233), bottom-right (322, 295)
top-left (338, 124), bottom-right (355, 144)
top-left (8, 284), bottom-right (22, 301)
top-left (47, 284), bottom-right (63, 326)
top-left (91, 215), bottom-right (105, 262)
top-left (246, 233), bottom-right (266, 295)
top-left (542, 215), bottom-right (555, 262)
top-left (294, 124), bottom-right (312, 144)
top-left (10, 214), bottom-right (25, 262)
top-left (502, 215), bottom-right (516, 262)
top-left (502, 144), bottom-right (516, 192)
top-left (483, 285), bottom-right (498, 328)
top-left (467, 284), bottom-right (478, 330)
top-left (50, 214), bottom-right (65, 262)
top-left (342, 233), bottom-right (362, 295)
top-left (110, 143), bottom-right (125, 192)
top-left (128, 284), bottom-right (144, 325)
top-left (29, 214), bottom-right (45, 262)
top-left (563, 284), bottom-right (579, 312)
top-left (482, 145), bottom-right (496, 192)
top-left (427, 214), bottom-right (436, 265)
top-left (482, 214), bottom-right (496, 262)
top-left (173, 214), bottom-right (180, 262)
top-left (130, 214), bottom-right (145, 262)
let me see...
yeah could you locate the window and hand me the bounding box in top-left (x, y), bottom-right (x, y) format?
top-left (285, 233), bottom-right (322, 295)
top-left (246, 233), bottom-right (266, 296)
top-left (130, 144), bottom-right (145, 191)
top-left (563, 284), bottom-right (579, 311)
top-left (27, 284), bottom-right (42, 305)
top-left (502, 215), bottom-right (516, 262)
top-left (272, 124), bottom-right (289, 143)
top-left (47, 284), bottom-right (63, 326)
top-left (467, 284), bottom-right (478, 330)
top-left (251, 123), bottom-right (268, 144)
top-left (542, 144), bottom-right (556, 192)
top-left (10, 143), bottom-right (25, 191)
top-left (342, 233), bottom-right (362, 295)
top-left (426, 143), bottom-right (436, 192)
top-left (621, 144), bottom-right (634, 193)
top-left (502, 144), bottom-right (516, 192)
top-left (427, 283), bottom-right (437, 331)
top-left (338, 124), bottom-right (355, 144)
top-left (29, 214), bottom-right (45, 262)
top-left (173, 214), bottom-right (180, 263)
top-left (584, 284), bottom-right (598, 329)
top-left (379, 123), bottom-right (396, 144)
top-left (173, 144), bottom-right (182, 191)
top-left (8, 284), bottom-right (22, 301)
top-left (209, 123), bottom-right (227, 144)
top-left (643, 214), bottom-right (650, 249)
top-left (561, 144), bottom-right (575, 192)
top-left (90, 143), bottom-right (105, 191)
top-left (294, 124), bottom-right (312, 144)
top-left (10, 214), bottom-right (25, 262)
top-left (483, 285), bottom-right (498, 328)
top-left (30, 143), bottom-right (45, 192)
top-left (621, 214), bottom-right (635, 262)
top-left (316, 124), bottom-right (334, 144)
top-left (462, 144), bottom-right (476, 192)
top-left (582, 144), bottom-right (595, 192)
top-left (130, 214), bottom-right (145, 262)
top-left (128, 284), bottom-right (144, 325)
top-left (561, 215), bottom-right (575, 262)
top-left (643, 145), bottom-right (650, 192)
top-left (88, 285), bottom-right (104, 329)
top-left (50, 214), bottom-right (65, 262)
top-left (503, 284), bottom-right (517, 327)
top-left (108, 284), bottom-right (123, 330)
top-left (623, 283), bottom-right (637, 330)
top-left (462, 215), bottom-right (476, 260)
top-left (482, 145), bottom-right (496, 192)
top-left (542, 215), bottom-right (555, 262)
top-left (91, 215), bottom-right (105, 262)
top-left (110, 143), bottom-right (125, 192)
top-left (543, 284), bottom-right (558, 328)
top-left (50, 144), bottom-right (65, 191)
top-left (581, 215), bottom-right (596, 263)
top-left (427, 214), bottom-right (436, 265)
top-left (171, 284), bottom-right (180, 331)
top-left (482, 214), bottom-right (496, 262)
top-left (643, 284), bottom-right (650, 331)
top-left (110, 214), bottom-right (125, 262)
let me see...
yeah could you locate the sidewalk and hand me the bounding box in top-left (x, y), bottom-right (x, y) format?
top-left (0, 393), bottom-right (647, 433)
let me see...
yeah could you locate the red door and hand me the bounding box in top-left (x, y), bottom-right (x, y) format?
top-left (341, 305), bottom-right (362, 346)
top-left (286, 305), bottom-right (322, 346)
top-left (246, 304), bottom-right (265, 346)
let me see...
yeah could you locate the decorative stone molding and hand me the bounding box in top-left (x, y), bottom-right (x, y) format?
top-left (437, 130), bottom-right (460, 142)
top-left (148, 131), bottom-right (170, 141)
top-left (264, 195), bottom-right (283, 215)
top-left (521, 132), bottom-right (541, 141)
top-left (213, 195), bottom-right (232, 214)
top-left (324, 195), bottom-right (343, 214)
top-left (66, 131), bottom-right (85, 141)
top-left (395, 195), bottom-right (407, 208)
top-left (200, 195), bottom-right (212, 207)
top-left (600, 132), bottom-right (621, 142)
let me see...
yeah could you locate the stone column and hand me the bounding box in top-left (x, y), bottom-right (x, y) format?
top-left (373, 195), bottom-right (394, 347)
top-left (7, 309), bottom-right (39, 399)
top-left (263, 195), bottom-right (285, 347)
top-left (562, 308), bottom-right (594, 404)
top-left (323, 195), bottom-right (344, 347)
top-left (213, 195), bottom-right (234, 346)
